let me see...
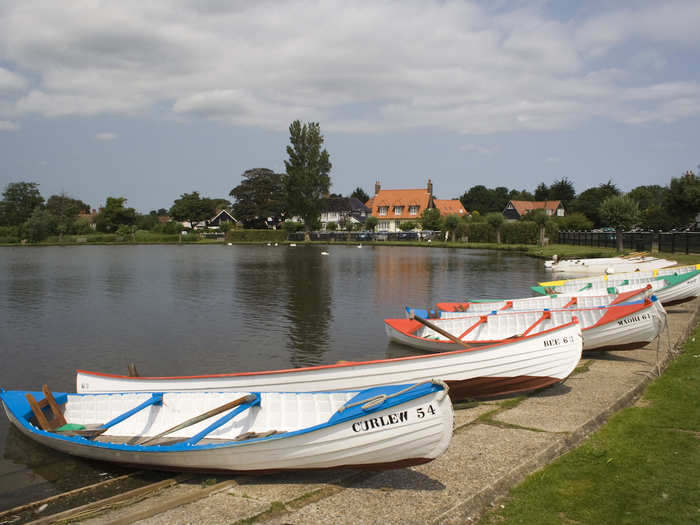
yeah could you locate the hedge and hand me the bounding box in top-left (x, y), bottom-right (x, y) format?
top-left (226, 229), bottom-right (287, 242)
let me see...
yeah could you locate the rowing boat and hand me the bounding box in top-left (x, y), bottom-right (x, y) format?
top-left (405, 287), bottom-right (652, 320)
top-left (538, 263), bottom-right (700, 287)
top-left (1, 382), bottom-right (453, 474)
top-left (532, 269), bottom-right (700, 306)
top-left (387, 297), bottom-right (665, 353)
top-left (544, 255), bottom-right (677, 275)
top-left (76, 320), bottom-right (583, 400)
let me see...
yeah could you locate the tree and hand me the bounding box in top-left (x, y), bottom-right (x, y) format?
top-left (667, 170), bottom-right (700, 228)
top-left (460, 185), bottom-right (510, 214)
top-left (534, 183), bottom-right (550, 201)
top-left (553, 212), bottom-right (593, 231)
top-left (365, 216), bottom-right (378, 231)
top-left (420, 208), bottom-right (443, 231)
top-left (569, 181), bottom-right (620, 227)
top-left (282, 121), bottom-right (332, 241)
top-left (1, 182), bottom-right (44, 226)
top-left (230, 168), bottom-right (285, 229)
top-left (549, 177), bottom-right (576, 209)
top-left (522, 209), bottom-right (549, 246)
top-left (169, 192), bottom-right (216, 230)
top-left (627, 185), bottom-right (669, 212)
top-left (46, 193), bottom-right (90, 238)
top-left (485, 212), bottom-right (505, 244)
top-left (326, 221), bottom-right (337, 231)
top-left (398, 221), bottom-right (418, 231)
top-left (95, 197), bottom-right (136, 233)
top-left (509, 189), bottom-right (535, 201)
top-left (599, 195), bottom-right (640, 251)
top-left (351, 187), bottom-right (370, 204)
top-left (22, 208), bottom-right (57, 242)
top-left (443, 214), bottom-right (461, 241)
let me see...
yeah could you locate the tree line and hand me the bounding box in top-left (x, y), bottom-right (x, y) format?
top-left (1, 116), bottom-right (698, 243)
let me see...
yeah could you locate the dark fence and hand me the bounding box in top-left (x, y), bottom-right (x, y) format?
top-left (558, 230), bottom-right (700, 254)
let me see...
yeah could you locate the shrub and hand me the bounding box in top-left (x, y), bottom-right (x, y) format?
top-left (226, 229), bottom-right (287, 242)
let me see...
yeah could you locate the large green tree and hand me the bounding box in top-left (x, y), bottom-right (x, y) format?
top-left (534, 182), bottom-right (550, 201)
top-left (282, 121), bottom-right (332, 240)
top-left (169, 191), bottom-right (217, 229)
top-left (569, 181), bottom-right (620, 227)
top-left (46, 193), bottom-right (90, 237)
top-left (351, 187), bottom-right (370, 204)
top-left (599, 195), bottom-right (640, 251)
top-left (95, 197), bottom-right (137, 233)
top-left (420, 208), bottom-right (443, 231)
top-left (459, 185), bottom-right (510, 214)
top-left (548, 177), bottom-right (576, 209)
top-left (230, 168), bottom-right (284, 229)
top-left (1, 182), bottom-right (44, 226)
top-left (667, 170), bottom-right (700, 228)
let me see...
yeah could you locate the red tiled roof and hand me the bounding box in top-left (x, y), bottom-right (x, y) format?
top-left (369, 189), bottom-right (431, 220)
top-left (508, 200), bottom-right (562, 216)
top-left (434, 199), bottom-right (467, 216)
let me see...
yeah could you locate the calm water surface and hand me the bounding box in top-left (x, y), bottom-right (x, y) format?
top-left (0, 244), bottom-right (548, 509)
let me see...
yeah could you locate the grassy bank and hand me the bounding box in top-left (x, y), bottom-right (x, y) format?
top-left (479, 323), bottom-right (700, 525)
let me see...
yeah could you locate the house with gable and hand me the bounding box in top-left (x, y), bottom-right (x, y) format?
top-left (503, 200), bottom-right (565, 221)
top-left (320, 197), bottom-right (370, 230)
top-left (366, 180), bottom-right (467, 232)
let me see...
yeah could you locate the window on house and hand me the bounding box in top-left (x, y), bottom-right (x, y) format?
top-left (409, 206), bottom-right (419, 215)
top-left (394, 206), bottom-right (404, 215)
top-left (546, 209), bottom-right (552, 215)
top-left (378, 206), bottom-right (388, 216)
top-left (379, 220), bottom-right (389, 230)
top-left (557, 209), bottom-right (564, 216)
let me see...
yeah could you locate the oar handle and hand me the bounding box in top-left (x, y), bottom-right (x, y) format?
top-left (139, 393), bottom-right (257, 445)
top-left (410, 313), bottom-right (471, 349)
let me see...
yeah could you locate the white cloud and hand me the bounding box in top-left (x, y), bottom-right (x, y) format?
top-left (460, 143), bottom-right (494, 155)
top-left (0, 120), bottom-right (19, 130)
top-left (0, 1), bottom-right (698, 133)
top-left (545, 156), bottom-right (560, 163)
top-left (96, 132), bottom-right (117, 141)
top-left (0, 68), bottom-right (27, 91)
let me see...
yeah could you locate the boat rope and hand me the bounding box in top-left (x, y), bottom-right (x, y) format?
top-left (337, 379), bottom-right (449, 413)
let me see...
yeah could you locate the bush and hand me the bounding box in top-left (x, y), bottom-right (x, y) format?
top-left (226, 229), bottom-right (287, 242)
top-left (465, 222), bottom-right (495, 242)
top-left (0, 225), bottom-right (20, 243)
top-left (326, 222), bottom-right (337, 231)
top-left (282, 221), bottom-right (304, 233)
top-left (502, 221), bottom-right (538, 244)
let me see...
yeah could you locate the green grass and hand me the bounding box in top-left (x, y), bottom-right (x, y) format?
top-left (479, 326), bottom-right (700, 525)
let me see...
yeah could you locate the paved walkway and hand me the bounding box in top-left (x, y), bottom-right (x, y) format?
top-left (82, 297), bottom-right (700, 525)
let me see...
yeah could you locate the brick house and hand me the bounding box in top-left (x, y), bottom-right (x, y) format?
top-left (366, 180), bottom-right (467, 232)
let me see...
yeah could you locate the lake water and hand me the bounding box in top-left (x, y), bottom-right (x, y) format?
top-left (0, 244), bottom-right (549, 509)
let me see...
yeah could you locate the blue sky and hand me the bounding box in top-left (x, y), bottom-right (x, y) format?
top-left (1, 0), bottom-right (699, 212)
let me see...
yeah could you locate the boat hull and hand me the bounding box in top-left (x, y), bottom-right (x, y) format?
top-left (2, 387), bottom-right (453, 474)
top-left (390, 300), bottom-right (665, 353)
top-left (77, 322), bottom-right (584, 400)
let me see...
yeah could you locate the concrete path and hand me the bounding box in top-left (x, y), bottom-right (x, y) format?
top-left (81, 297), bottom-right (700, 525)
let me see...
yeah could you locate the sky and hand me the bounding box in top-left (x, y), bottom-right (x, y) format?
top-left (0, 0), bottom-right (699, 212)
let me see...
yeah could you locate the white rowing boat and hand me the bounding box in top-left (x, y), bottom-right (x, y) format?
top-left (1, 382), bottom-right (453, 474)
top-left (538, 263), bottom-right (700, 287)
top-left (76, 320), bottom-right (584, 400)
top-left (387, 297), bottom-right (665, 353)
top-left (532, 269), bottom-right (700, 306)
top-left (544, 255), bottom-right (677, 275)
top-left (405, 287), bottom-right (652, 320)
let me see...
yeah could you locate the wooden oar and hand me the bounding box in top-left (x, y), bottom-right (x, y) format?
top-left (138, 394), bottom-right (257, 446)
top-left (409, 312), bottom-right (471, 349)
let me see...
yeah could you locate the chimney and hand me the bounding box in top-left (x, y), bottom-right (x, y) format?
top-left (375, 181), bottom-right (381, 195)
top-left (427, 179), bottom-right (433, 196)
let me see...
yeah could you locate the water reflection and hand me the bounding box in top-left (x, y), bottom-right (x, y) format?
top-left (283, 247), bottom-right (332, 367)
top-left (0, 426), bottom-right (129, 510)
